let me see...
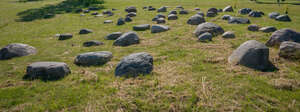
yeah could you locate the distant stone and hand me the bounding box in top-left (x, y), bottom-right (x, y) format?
top-left (206, 11), bottom-right (217, 17)
top-left (228, 40), bottom-right (276, 71)
top-left (222, 31), bottom-right (235, 38)
top-left (104, 20), bottom-right (113, 24)
top-left (105, 32), bottom-right (123, 40)
top-left (157, 6), bottom-right (167, 12)
top-left (198, 32), bottom-right (212, 42)
top-left (208, 8), bottom-right (218, 13)
top-left (193, 22), bottom-right (224, 37)
top-left (126, 12), bottom-right (137, 17)
top-left (266, 28), bottom-right (300, 47)
top-left (117, 18), bottom-right (125, 25)
top-left (179, 10), bottom-right (189, 14)
top-left (249, 11), bottom-right (263, 17)
top-left (156, 18), bottom-right (166, 24)
top-left (79, 29), bottom-right (93, 34)
top-left (0, 43), bottom-right (37, 60)
top-left (168, 14), bottom-right (178, 20)
top-left (125, 16), bottom-right (132, 22)
top-left (25, 62), bottom-right (70, 80)
top-left (239, 8), bottom-right (252, 15)
top-left (113, 32), bottom-right (140, 46)
top-left (223, 5), bottom-right (234, 12)
top-left (125, 6), bottom-right (137, 13)
top-left (169, 10), bottom-right (177, 15)
top-left (259, 26), bottom-right (277, 33)
top-left (75, 51), bottom-right (113, 66)
top-left (58, 33), bottom-right (73, 40)
top-left (115, 52), bottom-right (153, 77)
top-left (152, 14), bottom-right (165, 21)
top-left (133, 24), bottom-right (151, 31)
top-left (279, 41), bottom-right (300, 59)
top-left (248, 24), bottom-right (259, 31)
top-left (151, 25), bottom-right (170, 33)
top-left (187, 15), bottom-right (206, 25)
top-left (83, 40), bottom-right (104, 47)
top-left (275, 15), bottom-right (291, 22)
top-left (83, 10), bottom-right (90, 13)
top-left (228, 17), bottom-right (250, 24)
top-left (195, 8), bottom-right (200, 11)
top-left (269, 12), bottom-right (280, 19)
top-left (221, 15), bottom-right (231, 20)
top-left (196, 11), bottom-right (205, 17)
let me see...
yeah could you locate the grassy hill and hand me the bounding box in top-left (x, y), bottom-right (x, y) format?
top-left (0, 0), bottom-right (300, 111)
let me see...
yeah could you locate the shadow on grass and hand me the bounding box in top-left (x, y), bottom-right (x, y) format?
top-left (255, 1), bottom-right (300, 5)
top-left (16, 0), bottom-right (105, 22)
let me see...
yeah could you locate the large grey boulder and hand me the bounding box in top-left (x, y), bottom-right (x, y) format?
top-left (105, 32), bottom-right (123, 40)
top-left (223, 6), bottom-right (234, 12)
top-left (157, 6), bottom-right (167, 12)
top-left (228, 17), bottom-right (250, 24)
top-left (198, 32), bottom-right (212, 42)
top-left (239, 8), bottom-right (252, 15)
top-left (193, 22), bottom-right (224, 37)
top-left (266, 28), bottom-right (300, 47)
top-left (228, 40), bottom-right (276, 71)
top-left (115, 52), bottom-right (153, 77)
top-left (75, 51), bottom-right (113, 66)
top-left (79, 29), bottom-right (93, 34)
top-left (151, 25), bottom-right (170, 33)
top-left (269, 12), bottom-right (280, 19)
top-left (279, 41), bottom-right (300, 59)
top-left (133, 24), bottom-right (150, 31)
top-left (25, 62), bottom-right (70, 80)
top-left (259, 26), bottom-right (277, 33)
top-left (187, 15), bottom-right (205, 25)
top-left (125, 6), bottom-right (137, 13)
top-left (0, 43), bottom-right (37, 60)
top-left (275, 15), bottom-right (291, 22)
top-left (113, 32), bottom-right (140, 46)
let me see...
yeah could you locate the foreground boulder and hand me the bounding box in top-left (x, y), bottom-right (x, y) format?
top-left (266, 28), bottom-right (300, 47)
top-left (187, 15), bottom-right (205, 25)
top-left (0, 43), bottom-right (37, 60)
top-left (228, 17), bottom-right (250, 24)
top-left (25, 62), bottom-right (70, 80)
top-left (133, 24), bottom-right (151, 31)
top-left (193, 22), bottom-right (224, 37)
top-left (228, 40), bottom-right (276, 71)
top-left (259, 26), bottom-right (277, 33)
top-left (151, 25), bottom-right (170, 33)
top-left (105, 32), bottom-right (123, 40)
top-left (75, 51), bottom-right (113, 66)
top-left (279, 41), bottom-right (300, 59)
top-left (115, 52), bottom-right (153, 77)
top-left (113, 32), bottom-right (140, 46)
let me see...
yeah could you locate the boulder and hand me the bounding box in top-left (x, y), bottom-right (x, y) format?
top-left (206, 11), bottom-right (217, 17)
top-left (223, 5), bottom-right (234, 12)
top-left (266, 28), bottom-right (300, 47)
top-left (169, 10), bottom-right (177, 15)
top-left (249, 11), bottom-right (263, 17)
top-left (228, 17), bottom-right (250, 24)
top-left (117, 18), bottom-right (125, 25)
top-left (259, 26), bottom-right (277, 33)
top-left (0, 43), bottom-right (37, 60)
top-left (222, 31), bottom-right (235, 38)
top-left (151, 25), bottom-right (170, 33)
top-left (156, 18), bottom-right (166, 24)
top-left (248, 24), bottom-right (259, 31)
top-left (115, 52), bottom-right (153, 77)
top-left (228, 40), bottom-right (276, 71)
top-left (83, 10), bottom-right (90, 13)
top-left (187, 15), bottom-right (206, 25)
top-left (179, 10), bottom-right (189, 14)
top-left (279, 41), bottom-right (300, 59)
top-left (168, 14), bottom-right (178, 20)
top-left (208, 8), bottom-right (218, 13)
top-left (269, 12), bottom-right (280, 19)
top-left (125, 16), bottom-right (132, 22)
top-left (176, 6), bottom-right (184, 9)
top-left (83, 40), bottom-right (104, 47)
top-left (75, 51), bottom-right (113, 66)
top-left (239, 8), bottom-right (252, 15)
top-left (105, 32), bottom-right (123, 40)
top-left (125, 6), bottom-right (137, 13)
top-left (221, 15), bottom-right (231, 20)
top-left (126, 12), bottom-right (137, 17)
top-left (196, 11), bottom-right (205, 17)
top-left (275, 15), bottom-right (291, 22)
top-left (91, 12), bottom-right (99, 15)
top-left (113, 32), bottom-right (140, 46)
top-left (25, 62), bottom-right (70, 80)
top-left (193, 22), bottom-right (224, 37)
top-left (198, 32), bottom-right (212, 42)
top-left (58, 33), bottom-right (73, 40)
top-left (79, 28), bottom-right (93, 34)
top-left (133, 24), bottom-right (151, 31)
top-left (148, 7), bottom-right (156, 11)
top-left (157, 6), bottom-right (167, 12)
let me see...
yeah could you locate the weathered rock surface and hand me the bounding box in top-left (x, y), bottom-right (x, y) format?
top-left (75, 51), bottom-right (113, 66)
top-left (113, 32), bottom-right (140, 46)
top-left (83, 40), bottom-right (104, 47)
top-left (187, 15), bottom-right (205, 25)
top-left (198, 32), bottom-right (212, 42)
top-left (279, 41), bottom-right (300, 59)
top-left (25, 62), bottom-right (70, 80)
top-left (259, 26), bottom-right (277, 33)
top-left (105, 32), bottom-right (123, 40)
top-left (266, 28), bottom-right (300, 47)
top-left (133, 24), bottom-right (151, 31)
top-left (0, 43), bottom-right (37, 60)
top-left (151, 25), bottom-right (170, 33)
top-left (193, 22), bottom-right (224, 37)
top-left (228, 17), bottom-right (250, 24)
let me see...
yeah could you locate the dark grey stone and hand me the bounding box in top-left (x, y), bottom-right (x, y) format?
top-left (125, 6), bottom-right (137, 13)
top-left (157, 6), bottom-right (167, 12)
top-left (269, 12), bottom-right (280, 19)
top-left (79, 29), bottom-right (93, 34)
top-left (169, 10), bottom-right (177, 15)
top-left (193, 22), bottom-right (224, 37)
top-left (75, 51), bottom-right (113, 66)
top-left (113, 32), bottom-right (140, 46)
top-left (266, 28), bottom-right (300, 47)
top-left (223, 5), bottom-right (234, 12)
top-left (221, 15), bottom-right (231, 20)
top-left (151, 25), bottom-right (170, 33)
top-left (133, 24), bottom-right (151, 31)
top-left (156, 18), bottom-right (166, 24)
top-left (222, 31), bottom-right (235, 38)
top-left (117, 18), bottom-right (125, 25)
top-left (239, 8), bottom-right (252, 15)
top-left (126, 12), bottom-right (137, 17)
top-left (275, 15), bottom-right (291, 22)
top-left (125, 16), bottom-right (132, 22)
top-left (105, 32), bottom-right (123, 40)
top-left (25, 62), bottom-right (70, 80)
top-left (208, 8), bottom-right (218, 13)
top-left (187, 15), bottom-right (205, 25)
top-left (58, 33), bottom-right (73, 40)
top-left (179, 10), bottom-right (189, 14)
top-left (83, 40), bottom-right (104, 47)
top-left (249, 11), bottom-right (263, 17)
top-left (279, 41), bottom-right (300, 59)
top-left (206, 11), bottom-right (217, 17)
top-left (0, 43), bottom-right (37, 60)
top-left (228, 17), bottom-right (250, 24)
top-left (168, 14), bottom-right (178, 20)
top-left (259, 26), bottom-right (277, 33)
top-left (248, 24), bottom-right (259, 31)
top-left (198, 32), bottom-right (212, 42)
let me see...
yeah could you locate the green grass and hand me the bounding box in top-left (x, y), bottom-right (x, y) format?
top-left (1, 0), bottom-right (300, 111)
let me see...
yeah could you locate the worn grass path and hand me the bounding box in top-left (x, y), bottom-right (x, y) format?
top-left (0, 0), bottom-right (300, 111)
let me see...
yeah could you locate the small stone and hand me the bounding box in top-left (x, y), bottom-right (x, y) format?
top-left (196, 11), bottom-right (205, 17)
top-left (275, 15), bottom-right (291, 22)
top-left (248, 24), bottom-right (259, 31)
top-left (193, 22), bottom-right (224, 37)
top-left (104, 20), bottom-right (113, 24)
top-left (239, 8), bottom-right (252, 15)
top-left (259, 26), bottom-right (277, 33)
top-left (269, 12), bottom-right (280, 19)
top-left (168, 14), bottom-right (178, 20)
top-left (79, 29), bottom-right (93, 34)
top-left (222, 31), bottom-right (235, 38)
top-left (221, 15), bottom-right (231, 20)
top-left (223, 5), bottom-right (234, 12)
top-left (156, 18), bottom-right (166, 24)
top-left (228, 17), bottom-right (250, 24)
top-left (58, 33), bottom-right (73, 40)
top-left (169, 10), bottom-right (177, 15)
top-left (179, 10), bottom-right (189, 14)
top-left (125, 16), bottom-right (132, 22)
top-left (208, 8), bottom-right (218, 13)
top-left (249, 11), bottom-right (263, 17)
top-left (157, 6), bottom-right (167, 12)
top-left (117, 18), bottom-right (125, 25)
top-left (125, 6), bottom-right (137, 13)
top-left (194, 8), bottom-right (200, 11)
top-left (83, 40), bottom-right (104, 47)
top-left (187, 15), bottom-right (206, 25)
top-left (126, 12), bottom-right (137, 17)
top-left (105, 32), bottom-right (123, 40)
top-left (206, 11), bottom-right (217, 17)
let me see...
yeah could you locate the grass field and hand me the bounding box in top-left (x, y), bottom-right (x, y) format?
top-left (1, 0), bottom-right (300, 111)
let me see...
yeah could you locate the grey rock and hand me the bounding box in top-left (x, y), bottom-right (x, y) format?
top-left (79, 29), bottom-right (93, 34)
top-left (239, 8), bottom-right (252, 15)
top-left (196, 11), bottom-right (205, 17)
top-left (248, 24), bottom-right (259, 31)
top-left (266, 28), bottom-right (300, 47)
top-left (0, 43), bottom-right (37, 60)
top-left (83, 40), bottom-right (104, 47)
top-left (25, 62), bottom-right (70, 80)
top-left (105, 32), bottom-right (123, 40)
top-left (193, 22), bottom-right (224, 37)
top-left (179, 10), bottom-right (189, 14)
top-left (228, 40), bottom-right (276, 71)
top-left (125, 16), bottom-right (132, 22)
top-left (115, 52), bottom-right (153, 77)
top-left (208, 8), bottom-right (218, 13)
top-left (157, 6), bottom-right (167, 12)
top-left (126, 12), bottom-right (137, 17)
top-left (117, 18), bottom-right (125, 25)
top-left (152, 14), bottom-right (166, 21)
top-left (275, 15), bottom-right (291, 22)
top-left (259, 26), bottom-right (277, 33)
top-left (249, 11), bottom-right (263, 17)
top-left (187, 15), bottom-right (206, 25)
top-left (75, 51), bottom-right (112, 66)
top-left (58, 33), bottom-right (73, 40)
top-left (223, 5), bottom-right (234, 12)
top-left (269, 12), bottom-right (280, 19)
top-left (88, 7), bottom-right (101, 11)
top-left (151, 25), bottom-right (170, 33)
top-left (148, 7), bottom-right (156, 11)
top-left (279, 41), bottom-right (300, 59)
top-left (222, 15), bottom-right (231, 20)
top-left (206, 11), bottom-right (217, 17)
top-left (228, 17), bottom-right (250, 24)
top-left (104, 20), bottom-right (113, 24)
top-left (156, 18), bottom-right (166, 24)
top-left (168, 14), bottom-right (178, 20)
top-left (113, 32), bottom-right (140, 46)
top-left (222, 31), bottom-right (235, 38)
top-left (198, 32), bottom-right (212, 42)
top-left (133, 24), bottom-right (151, 31)
top-left (125, 6), bottom-right (137, 13)
top-left (169, 10), bottom-right (177, 15)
